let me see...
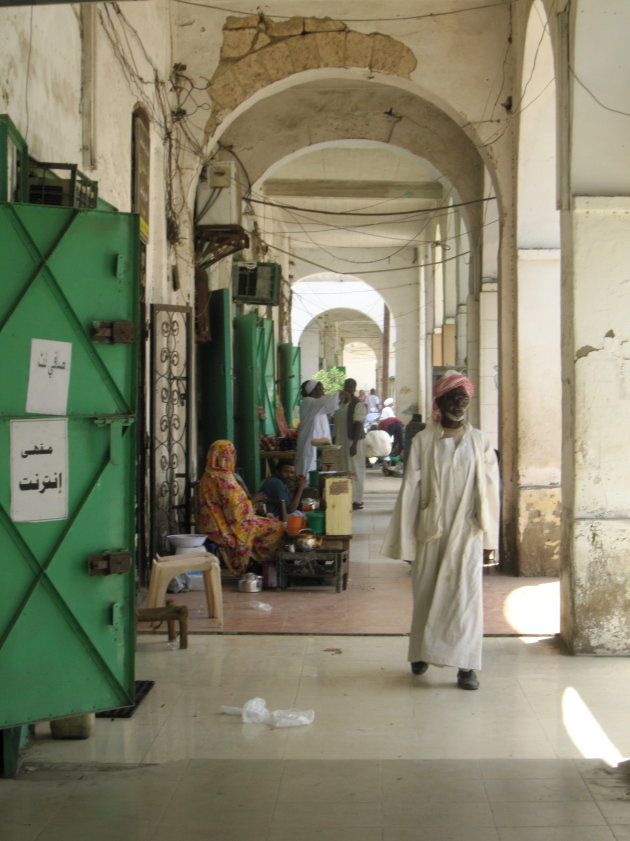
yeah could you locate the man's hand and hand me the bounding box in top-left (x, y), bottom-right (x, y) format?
top-left (350, 443), bottom-right (357, 457)
top-left (251, 491), bottom-right (267, 504)
top-left (297, 474), bottom-right (308, 488)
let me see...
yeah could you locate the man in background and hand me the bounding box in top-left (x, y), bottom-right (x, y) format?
top-left (334, 378), bottom-right (367, 510)
top-left (258, 460), bottom-right (307, 520)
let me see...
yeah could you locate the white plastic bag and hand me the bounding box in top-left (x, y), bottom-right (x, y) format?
top-left (220, 697), bottom-right (314, 728)
top-left (270, 708), bottom-right (315, 728)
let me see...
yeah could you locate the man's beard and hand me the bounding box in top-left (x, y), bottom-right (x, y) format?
top-left (444, 410), bottom-right (466, 423)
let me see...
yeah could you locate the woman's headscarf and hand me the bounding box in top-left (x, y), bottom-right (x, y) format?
top-left (432, 370), bottom-right (474, 423)
top-left (204, 439), bottom-right (236, 473)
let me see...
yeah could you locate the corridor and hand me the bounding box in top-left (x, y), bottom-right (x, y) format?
top-left (6, 472), bottom-right (630, 841)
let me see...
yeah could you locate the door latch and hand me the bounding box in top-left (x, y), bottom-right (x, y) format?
top-left (91, 320), bottom-right (135, 344)
top-left (87, 550), bottom-right (132, 576)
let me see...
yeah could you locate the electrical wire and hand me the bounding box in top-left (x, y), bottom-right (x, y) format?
top-left (571, 68), bottom-right (630, 119)
top-left (248, 194), bottom-right (496, 217)
top-left (172, 0), bottom-right (513, 25)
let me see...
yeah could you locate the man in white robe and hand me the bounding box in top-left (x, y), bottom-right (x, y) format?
top-left (333, 378), bottom-right (367, 509)
top-left (296, 380), bottom-right (339, 478)
top-left (381, 371), bottom-right (500, 690)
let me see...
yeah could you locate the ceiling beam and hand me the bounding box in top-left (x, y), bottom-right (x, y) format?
top-left (263, 179), bottom-right (443, 200)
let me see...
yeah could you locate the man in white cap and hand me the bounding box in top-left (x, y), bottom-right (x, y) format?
top-left (295, 380), bottom-right (339, 478)
top-left (381, 371), bottom-right (500, 690)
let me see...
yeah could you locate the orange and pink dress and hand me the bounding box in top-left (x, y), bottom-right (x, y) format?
top-left (197, 440), bottom-right (284, 577)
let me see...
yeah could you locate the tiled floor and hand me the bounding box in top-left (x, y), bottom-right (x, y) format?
top-left (8, 472), bottom-right (628, 841)
top-left (10, 635), bottom-right (630, 840)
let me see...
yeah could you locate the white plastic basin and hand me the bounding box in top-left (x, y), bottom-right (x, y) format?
top-left (167, 533), bottom-right (207, 548)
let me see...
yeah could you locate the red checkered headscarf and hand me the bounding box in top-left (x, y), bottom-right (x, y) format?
top-left (432, 370), bottom-right (474, 423)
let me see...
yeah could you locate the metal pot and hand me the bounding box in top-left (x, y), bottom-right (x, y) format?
top-left (238, 574), bottom-right (262, 593)
top-left (295, 529), bottom-right (322, 552)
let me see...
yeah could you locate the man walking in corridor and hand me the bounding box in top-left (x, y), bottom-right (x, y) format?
top-left (381, 371), bottom-right (500, 690)
top-left (334, 377), bottom-right (367, 510)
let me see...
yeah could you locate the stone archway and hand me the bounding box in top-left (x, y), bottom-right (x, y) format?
top-left (204, 15), bottom-right (417, 138)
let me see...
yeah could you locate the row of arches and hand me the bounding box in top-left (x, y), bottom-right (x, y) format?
top-left (182, 0), bottom-right (630, 653)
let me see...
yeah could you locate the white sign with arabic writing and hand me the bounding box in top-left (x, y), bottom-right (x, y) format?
top-left (10, 419), bottom-right (68, 522)
top-left (26, 338), bottom-right (72, 416)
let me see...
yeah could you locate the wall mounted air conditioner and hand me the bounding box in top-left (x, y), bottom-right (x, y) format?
top-left (195, 160), bottom-right (242, 226)
top-left (232, 262), bottom-right (281, 306)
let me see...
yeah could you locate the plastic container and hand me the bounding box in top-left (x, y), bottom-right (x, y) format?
top-left (286, 511), bottom-right (306, 535)
top-left (306, 510), bottom-right (325, 535)
top-left (167, 534), bottom-right (206, 548)
top-left (309, 470), bottom-right (319, 488)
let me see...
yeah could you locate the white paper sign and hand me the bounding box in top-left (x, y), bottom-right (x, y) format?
top-left (10, 419), bottom-right (68, 522)
top-left (26, 338), bottom-right (72, 416)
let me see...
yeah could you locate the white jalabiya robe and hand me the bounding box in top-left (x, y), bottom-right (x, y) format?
top-left (381, 422), bottom-right (500, 670)
top-left (296, 393), bottom-right (339, 476)
top-left (333, 400), bottom-right (367, 504)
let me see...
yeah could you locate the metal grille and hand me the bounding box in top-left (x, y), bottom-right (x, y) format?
top-left (150, 305), bottom-right (192, 559)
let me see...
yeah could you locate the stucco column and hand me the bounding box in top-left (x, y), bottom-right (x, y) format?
top-left (477, 281), bottom-right (498, 450)
top-left (515, 251), bottom-right (562, 575)
top-left (561, 198), bottom-right (630, 654)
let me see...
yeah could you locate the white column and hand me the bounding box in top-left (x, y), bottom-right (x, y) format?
top-left (478, 281), bottom-right (498, 449)
top-left (561, 198), bottom-right (630, 654)
top-left (516, 249), bottom-right (562, 575)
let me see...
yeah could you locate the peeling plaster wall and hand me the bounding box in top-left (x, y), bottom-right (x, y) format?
top-left (0, 1), bottom-right (175, 310)
top-left (562, 198), bottom-right (630, 653)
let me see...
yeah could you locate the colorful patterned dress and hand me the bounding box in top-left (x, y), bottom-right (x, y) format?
top-left (197, 440), bottom-right (284, 577)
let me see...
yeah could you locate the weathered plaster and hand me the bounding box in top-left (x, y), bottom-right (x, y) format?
top-left (205, 16), bottom-right (417, 137)
top-left (518, 488), bottom-right (562, 576)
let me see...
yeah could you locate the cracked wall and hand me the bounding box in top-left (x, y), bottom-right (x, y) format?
top-left (205, 16), bottom-right (417, 137)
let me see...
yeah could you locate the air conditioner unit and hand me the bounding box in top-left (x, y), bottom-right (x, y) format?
top-left (28, 162), bottom-right (97, 208)
top-left (232, 262), bottom-right (281, 306)
top-left (195, 160), bottom-right (242, 226)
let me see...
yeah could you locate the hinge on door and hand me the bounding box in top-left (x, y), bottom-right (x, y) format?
top-left (91, 320), bottom-right (135, 344)
top-left (88, 550), bottom-right (132, 576)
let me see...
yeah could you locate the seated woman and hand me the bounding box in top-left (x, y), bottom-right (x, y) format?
top-left (197, 440), bottom-right (284, 577)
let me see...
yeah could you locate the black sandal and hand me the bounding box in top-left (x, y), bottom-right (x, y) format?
top-left (352, 502), bottom-right (364, 510)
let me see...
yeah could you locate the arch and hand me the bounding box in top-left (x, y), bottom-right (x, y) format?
top-left (205, 16), bottom-right (416, 137)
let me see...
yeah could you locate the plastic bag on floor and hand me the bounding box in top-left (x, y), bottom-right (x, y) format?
top-left (220, 697), bottom-right (314, 728)
top-left (270, 708), bottom-right (315, 728)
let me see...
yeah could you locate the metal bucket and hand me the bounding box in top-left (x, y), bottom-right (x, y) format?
top-left (238, 574), bottom-right (262, 593)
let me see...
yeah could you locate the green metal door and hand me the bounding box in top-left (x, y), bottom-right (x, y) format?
top-left (197, 289), bottom-right (234, 465)
top-left (278, 343), bottom-right (301, 429)
top-left (257, 318), bottom-right (276, 437)
top-left (233, 312), bottom-right (259, 492)
top-left (0, 201), bottom-right (138, 727)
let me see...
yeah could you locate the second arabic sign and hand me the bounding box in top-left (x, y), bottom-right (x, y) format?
top-left (10, 419), bottom-right (68, 522)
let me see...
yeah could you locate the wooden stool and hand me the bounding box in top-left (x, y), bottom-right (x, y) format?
top-left (137, 600), bottom-right (189, 649)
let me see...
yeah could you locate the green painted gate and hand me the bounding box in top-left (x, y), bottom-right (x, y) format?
top-left (278, 343), bottom-right (301, 429)
top-left (197, 289), bottom-right (234, 465)
top-left (233, 314), bottom-right (277, 493)
top-left (0, 201), bottom-right (138, 727)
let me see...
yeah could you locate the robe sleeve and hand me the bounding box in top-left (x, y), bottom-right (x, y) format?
top-left (380, 433), bottom-right (422, 560)
top-left (482, 436), bottom-right (500, 551)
